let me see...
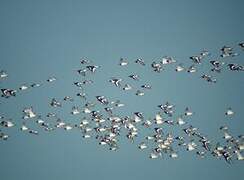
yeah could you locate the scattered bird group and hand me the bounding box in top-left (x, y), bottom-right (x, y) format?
top-left (1, 42), bottom-right (244, 164)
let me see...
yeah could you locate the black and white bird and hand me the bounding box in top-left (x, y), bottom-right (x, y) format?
top-left (135, 58), bottom-right (145, 66)
top-left (86, 65), bottom-right (100, 73)
top-left (109, 78), bottom-right (122, 87)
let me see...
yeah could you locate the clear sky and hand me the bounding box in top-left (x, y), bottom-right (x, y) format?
top-left (0, 0), bottom-right (243, 180)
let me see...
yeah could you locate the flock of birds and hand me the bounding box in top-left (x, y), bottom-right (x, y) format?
top-left (1, 42), bottom-right (244, 163)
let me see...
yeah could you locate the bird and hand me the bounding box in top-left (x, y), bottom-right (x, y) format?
top-left (141, 84), bottom-right (152, 89)
top-left (80, 58), bottom-right (90, 64)
top-left (29, 130), bottom-right (39, 135)
top-left (109, 78), bottom-right (122, 87)
top-left (155, 113), bottom-right (163, 125)
top-left (47, 77), bottom-right (56, 82)
top-left (239, 42), bottom-right (244, 48)
top-left (86, 65), bottom-right (100, 73)
top-left (151, 61), bottom-right (163, 72)
top-left (19, 84), bottom-right (29, 91)
top-left (135, 90), bottom-right (144, 96)
top-left (175, 64), bottom-right (184, 72)
top-left (119, 58), bottom-right (128, 66)
top-left (135, 58), bottom-right (146, 66)
top-left (228, 64), bottom-right (244, 71)
top-left (201, 74), bottom-right (217, 83)
top-left (161, 56), bottom-right (176, 65)
top-left (123, 84), bottom-right (132, 91)
top-left (0, 70), bottom-right (8, 79)
top-left (190, 55), bottom-right (202, 64)
top-left (184, 107), bottom-right (193, 116)
top-left (71, 106), bottom-right (80, 115)
top-left (187, 65), bottom-right (197, 73)
top-left (129, 74), bottom-right (140, 81)
top-left (30, 83), bottom-right (41, 88)
top-left (23, 107), bottom-right (36, 119)
top-left (0, 132), bottom-right (9, 140)
top-left (176, 116), bottom-right (186, 125)
top-left (138, 142), bottom-right (147, 149)
top-left (1, 89), bottom-right (17, 98)
top-left (20, 124), bottom-right (29, 131)
top-left (234, 150), bottom-right (244, 161)
top-left (77, 68), bottom-right (88, 76)
top-left (225, 108), bottom-right (234, 116)
top-left (50, 98), bottom-right (62, 107)
top-left (96, 96), bottom-right (109, 105)
top-left (0, 120), bottom-right (14, 127)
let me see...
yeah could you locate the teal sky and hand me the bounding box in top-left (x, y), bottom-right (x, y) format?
top-left (0, 0), bottom-right (244, 180)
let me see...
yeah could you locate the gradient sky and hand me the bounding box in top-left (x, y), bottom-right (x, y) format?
top-left (0, 0), bottom-right (244, 180)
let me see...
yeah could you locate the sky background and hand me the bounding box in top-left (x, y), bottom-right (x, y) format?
top-left (0, 0), bottom-right (244, 180)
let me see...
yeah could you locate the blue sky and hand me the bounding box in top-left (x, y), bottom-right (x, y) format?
top-left (0, 0), bottom-right (244, 179)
